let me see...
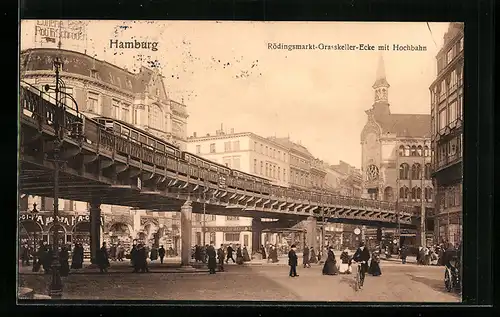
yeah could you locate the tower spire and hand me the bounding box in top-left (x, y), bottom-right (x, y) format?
top-left (372, 54), bottom-right (390, 103)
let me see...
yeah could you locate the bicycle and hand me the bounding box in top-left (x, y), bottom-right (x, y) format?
top-left (353, 261), bottom-right (365, 291)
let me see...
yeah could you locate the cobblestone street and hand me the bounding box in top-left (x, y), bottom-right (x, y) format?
top-left (18, 260), bottom-right (460, 302)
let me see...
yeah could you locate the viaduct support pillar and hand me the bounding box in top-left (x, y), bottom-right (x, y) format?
top-left (252, 218), bottom-right (262, 253)
top-left (306, 217), bottom-right (317, 251)
top-left (180, 201), bottom-right (193, 267)
top-left (89, 199), bottom-right (101, 265)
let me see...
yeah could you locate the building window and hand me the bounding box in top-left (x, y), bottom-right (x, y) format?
top-left (447, 47), bottom-right (454, 64)
top-left (133, 109), bottom-right (139, 124)
top-left (404, 145), bottom-right (410, 156)
top-left (233, 141), bottom-right (240, 151)
top-left (278, 150), bottom-right (281, 160)
top-left (399, 186), bottom-right (409, 200)
top-left (450, 70), bottom-right (458, 92)
top-left (233, 157), bottom-right (240, 170)
top-left (417, 145), bottom-right (423, 156)
top-left (439, 109), bottom-right (447, 131)
top-left (112, 99), bottom-right (120, 118)
top-left (223, 157), bottom-right (231, 168)
top-left (272, 166), bottom-right (276, 179)
top-left (87, 92), bottom-right (99, 113)
top-left (437, 57), bottom-right (445, 73)
top-left (410, 146), bottom-right (417, 156)
top-left (224, 142), bottom-right (231, 152)
top-left (121, 104), bottom-right (130, 122)
top-left (283, 169), bottom-right (286, 182)
top-left (425, 187), bottom-right (433, 202)
top-left (399, 163), bottom-right (409, 180)
top-left (260, 161), bottom-right (263, 174)
top-left (196, 145), bottom-right (201, 154)
top-left (398, 145), bottom-right (405, 156)
top-left (61, 87), bottom-right (75, 109)
top-left (424, 146), bottom-right (430, 157)
top-left (424, 163), bottom-right (432, 179)
top-left (226, 216), bottom-right (239, 221)
top-left (448, 100), bottom-right (458, 124)
top-left (210, 143), bottom-right (216, 153)
top-left (411, 163), bottom-right (421, 180)
top-left (254, 159), bottom-right (257, 173)
top-left (265, 146), bottom-right (268, 156)
top-left (265, 163), bottom-right (268, 177)
top-left (278, 167), bottom-right (281, 180)
top-left (254, 142), bottom-right (258, 151)
top-left (440, 80), bottom-right (447, 98)
top-left (148, 104), bottom-right (164, 131)
top-left (224, 233), bottom-right (240, 242)
top-left (411, 186), bottom-right (422, 201)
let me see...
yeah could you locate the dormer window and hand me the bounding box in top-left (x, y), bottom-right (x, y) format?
top-left (156, 88), bottom-right (160, 96)
top-left (116, 77), bottom-right (121, 87)
top-left (90, 69), bottom-right (99, 79)
top-left (109, 74), bottom-right (114, 84)
top-left (126, 79), bottom-right (132, 89)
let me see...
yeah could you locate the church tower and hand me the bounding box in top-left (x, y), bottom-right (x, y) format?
top-left (372, 55), bottom-right (390, 103)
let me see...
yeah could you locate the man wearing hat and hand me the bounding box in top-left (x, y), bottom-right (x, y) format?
top-left (288, 244), bottom-right (299, 277)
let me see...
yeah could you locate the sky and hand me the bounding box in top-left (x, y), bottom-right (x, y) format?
top-left (21, 20), bottom-right (451, 168)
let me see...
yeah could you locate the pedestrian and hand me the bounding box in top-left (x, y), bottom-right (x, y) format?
top-left (158, 245), bottom-right (166, 264)
top-left (352, 241), bottom-right (370, 289)
top-left (288, 244), bottom-right (299, 277)
top-left (138, 244), bottom-right (149, 273)
top-left (194, 245), bottom-right (202, 263)
top-left (242, 245), bottom-right (251, 262)
top-left (21, 243), bottom-right (31, 266)
top-left (260, 244), bottom-right (267, 260)
top-left (302, 244), bottom-right (310, 268)
top-left (117, 243), bottom-right (124, 261)
top-left (310, 247), bottom-right (317, 264)
top-left (339, 247), bottom-right (351, 274)
top-left (130, 243), bottom-right (139, 271)
top-left (400, 245), bottom-right (408, 264)
top-left (226, 244), bottom-right (235, 263)
top-left (368, 250), bottom-right (382, 276)
top-left (217, 244), bottom-right (225, 272)
top-left (59, 245), bottom-right (70, 276)
top-left (322, 246), bottom-right (339, 275)
top-left (71, 243), bottom-right (84, 269)
top-left (97, 242), bottom-right (110, 273)
top-left (236, 244), bottom-right (244, 265)
top-left (150, 245), bottom-right (158, 262)
top-left (207, 242), bottom-right (217, 274)
top-left (110, 244), bottom-right (117, 262)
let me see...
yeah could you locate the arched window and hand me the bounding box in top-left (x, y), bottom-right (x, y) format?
top-left (425, 187), bottom-right (434, 201)
top-left (417, 187), bottom-right (422, 200)
top-left (148, 104), bottom-right (164, 131)
top-left (412, 187), bottom-right (418, 200)
top-left (398, 145), bottom-right (405, 156)
top-left (399, 186), bottom-right (409, 200)
top-left (424, 146), bottom-right (430, 157)
top-left (404, 145), bottom-right (410, 156)
top-left (425, 163), bottom-right (432, 179)
top-left (417, 145), bottom-right (423, 156)
top-left (399, 163), bottom-right (409, 180)
top-left (384, 187), bottom-right (394, 201)
top-left (411, 163), bottom-right (421, 180)
top-left (411, 145), bottom-right (417, 156)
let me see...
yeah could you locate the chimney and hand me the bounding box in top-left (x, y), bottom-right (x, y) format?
top-left (193, 132), bottom-right (197, 138)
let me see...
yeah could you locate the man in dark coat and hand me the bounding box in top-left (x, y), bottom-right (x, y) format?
top-left (288, 244), bottom-right (298, 277)
top-left (260, 245), bottom-right (267, 260)
top-left (303, 245), bottom-right (310, 268)
top-left (236, 245), bottom-right (244, 265)
top-left (71, 243), bottom-right (84, 269)
top-left (97, 242), bottom-right (110, 273)
top-left (352, 241), bottom-right (370, 289)
top-left (194, 245), bottom-right (202, 262)
top-left (207, 242), bottom-right (217, 274)
top-left (226, 244), bottom-right (235, 263)
top-left (59, 245), bottom-right (70, 276)
top-left (217, 244), bottom-right (225, 272)
top-left (158, 245), bottom-right (166, 264)
top-left (310, 247), bottom-right (317, 264)
top-left (322, 246), bottom-right (338, 275)
top-left (400, 245), bottom-right (408, 264)
top-left (138, 244), bottom-right (149, 273)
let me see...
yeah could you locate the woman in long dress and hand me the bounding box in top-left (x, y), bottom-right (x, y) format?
top-left (368, 251), bottom-right (382, 276)
top-left (322, 247), bottom-right (339, 275)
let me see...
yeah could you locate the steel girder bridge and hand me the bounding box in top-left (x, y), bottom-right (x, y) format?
top-left (18, 86), bottom-right (416, 230)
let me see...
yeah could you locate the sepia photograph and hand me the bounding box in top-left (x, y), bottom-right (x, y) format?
top-left (18, 20), bottom-right (463, 302)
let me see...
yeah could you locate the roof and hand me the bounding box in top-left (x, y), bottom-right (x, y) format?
top-left (20, 48), bottom-right (155, 95)
top-left (375, 112), bottom-right (431, 138)
top-left (268, 137), bottom-right (314, 158)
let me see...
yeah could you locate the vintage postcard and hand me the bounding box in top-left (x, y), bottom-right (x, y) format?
top-left (18, 20), bottom-right (463, 302)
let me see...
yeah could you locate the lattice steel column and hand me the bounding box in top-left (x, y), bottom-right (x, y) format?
top-left (251, 218), bottom-right (262, 253)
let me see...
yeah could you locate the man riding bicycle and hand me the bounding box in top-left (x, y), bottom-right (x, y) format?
top-left (352, 241), bottom-right (370, 289)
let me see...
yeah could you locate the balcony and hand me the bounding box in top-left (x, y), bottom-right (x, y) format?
top-left (434, 152), bottom-right (462, 174)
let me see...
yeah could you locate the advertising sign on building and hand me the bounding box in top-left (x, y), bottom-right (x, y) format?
top-left (203, 226), bottom-right (252, 233)
top-left (31, 20), bottom-right (87, 51)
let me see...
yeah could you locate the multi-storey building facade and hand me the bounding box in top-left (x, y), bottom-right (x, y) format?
top-left (360, 55), bottom-right (434, 246)
top-left (186, 129), bottom-right (290, 250)
top-left (19, 48), bottom-right (188, 254)
top-left (430, 22), bottom-right (464, 246)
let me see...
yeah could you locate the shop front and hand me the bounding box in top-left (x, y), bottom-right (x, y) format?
top-left (203, 226), bottom-right (253, 250)
top-left (19, 212), bottom-right (104, 257)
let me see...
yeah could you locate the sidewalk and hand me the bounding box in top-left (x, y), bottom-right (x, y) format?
top-left (380, 255), bottom-right (417, 264)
